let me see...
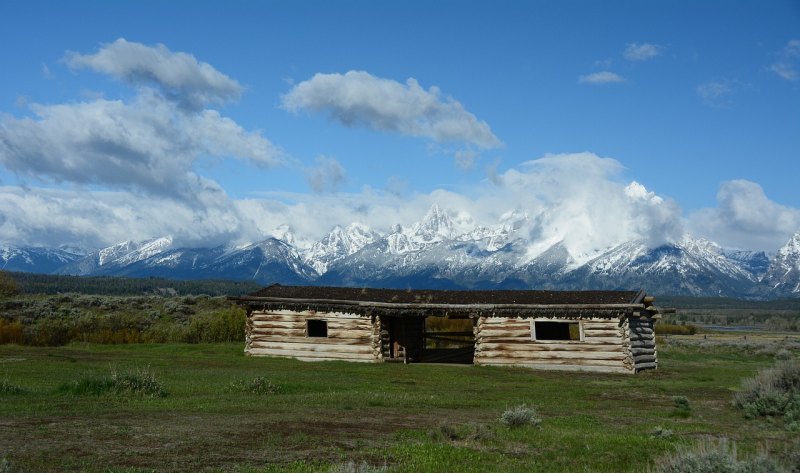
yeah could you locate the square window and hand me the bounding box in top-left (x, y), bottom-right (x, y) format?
top-left (307, 319), bottom-right (328, 337)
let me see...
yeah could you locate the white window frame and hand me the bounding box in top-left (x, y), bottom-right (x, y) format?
top-left (531, 319), bottom-right (584, 342)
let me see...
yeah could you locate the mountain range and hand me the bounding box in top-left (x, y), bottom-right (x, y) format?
top-left (2, 204), bottom-right (799, 299)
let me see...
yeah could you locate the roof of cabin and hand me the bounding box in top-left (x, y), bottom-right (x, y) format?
top-left (232, 285), bottom-right (659, 319)
top-left (246, 284), bottom-right (642, 305)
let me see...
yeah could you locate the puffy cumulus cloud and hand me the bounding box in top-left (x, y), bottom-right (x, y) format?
top-left (306, 155), bottom-right (346, 193)
top-left (282, 70), bottom-right (502, 150)
top-left (0, 89), bottom-right (282, 202)
top-left (688, 180), bottom-right (800, 251)
top-left (769, 39), bottom-right (800, 81)
top-left (623, 43), bottom-right (662, 62)
top-left (578, 71), bottom-right (625, 84)
top-left (65, 38), bottom-right (243, 110)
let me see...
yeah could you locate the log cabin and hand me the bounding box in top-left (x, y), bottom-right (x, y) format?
top-left (232, 285), bottom-right (667, 374)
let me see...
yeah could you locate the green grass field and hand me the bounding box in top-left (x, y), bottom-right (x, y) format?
top-left (1, 337), bottom-right (798, 472)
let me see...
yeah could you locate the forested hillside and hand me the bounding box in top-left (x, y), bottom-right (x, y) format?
top-left (6, 271), bottom-right (262, 296)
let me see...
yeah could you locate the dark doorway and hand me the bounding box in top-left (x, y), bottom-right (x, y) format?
top-left (421, 317), bottom-right (475, 364)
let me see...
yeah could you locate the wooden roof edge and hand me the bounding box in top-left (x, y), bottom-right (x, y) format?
top-left (231, 295), bottom-right (650, 311)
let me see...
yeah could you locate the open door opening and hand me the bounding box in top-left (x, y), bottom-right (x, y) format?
top-left (421, 316), bottom-right (475, 364)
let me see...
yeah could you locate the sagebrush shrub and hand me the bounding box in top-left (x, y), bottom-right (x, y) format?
top-left (650, 426), bottom-right (673, 438)
top-left (648, 437), bottom-right (786, 473)
top-left (57, 367), bottom-right (167, 397)
top-left (0, 379), bottom-right (25, 395)
top-left (110, 367), bottom-right (167, 397)
top-left (733, 359), bottom-right (800, 430)
top-left (674, 396), bottom-right (691, 410)
top-left (499, 404), bottom-right (542, 428)
top-left (228, 376), bottom-right (281, 395)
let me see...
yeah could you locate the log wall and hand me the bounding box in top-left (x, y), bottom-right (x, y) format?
top-left (246, 309), bottom-right (381, 362)
top-left (473, 316), bottom-right (635, 374)
top-left (629, 316), bottom-right (657, 372)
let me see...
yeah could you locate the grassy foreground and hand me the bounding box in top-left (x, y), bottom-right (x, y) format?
top-left (0, 338), bottom-right (798, 472)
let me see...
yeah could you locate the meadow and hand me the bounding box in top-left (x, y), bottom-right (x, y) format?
top-left (1, 335), bottom-right (799, 472)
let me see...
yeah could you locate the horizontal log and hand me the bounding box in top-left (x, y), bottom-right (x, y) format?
top-left (250, 342), bottom-right (375, 357)
top-left (633, 355), bottom-right (657, 364)
top-left (475, 350), bottom-right (626, 361)
top-left (249, 335), bottom-right (374, 344)
top-left (479, 317), bottom-right (529, 325)
top-left (630, 326), bottom-right (654, 334)
top-left (250, 312), bottom-right (367, 321)
top-left (249, 341), bottom-right (375, 355)
top-left (635, 361), bottom-right (658, 370)
top-left (250, 321), bottom-right (305, 330)
top-left (476, 329), bottom-right (531, 338)
top-left (252, 332), bottom-right (376, 342)
top-left (630, 347), bottom-right (656, 356)
top-left (247, 347), bottom-right (378, 360)
top-left (631, 340), bottom-right (656, 348)
top-left (582, 330), bottom-right (622, 338)
top-left (250, 328), bottom-right (307, 337)
top-left (477, 342), bottom-right (624, 352)
top-left (475, 361), bottom-right (633, 374)
top-left (474, 357), bottom-right (627, 368)
top-left (584, 336), bottom-right (624, 344)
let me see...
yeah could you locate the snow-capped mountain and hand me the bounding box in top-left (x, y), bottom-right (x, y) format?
top-left (58, 237), bottom-right (174, 276)
top-left (759, 232), bottom-right (800, 297)
top-left (562, 238), bottom-right (758, 296)
top-left (58, 237), bottom-right (316, 285)
top-left (0, 246), bottom-right (84, 273)
top-left (5, 205), bottom-right (800, 299)
top-left (302, 223), bottom-right (380, 274)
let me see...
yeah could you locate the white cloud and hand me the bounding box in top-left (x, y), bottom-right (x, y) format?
top-left (65, 38), bottom-right (243, 109)
top-left (0, 185), bottom-right (254, 249)
top-left (688, 180), bottom-right (800, 251)
top-left (578, 71), bottom-right (625, 84)
top-left (0, 92), bottom-right (283, 201)
top-left (0, 153), bottom-right (688, 259)
top-left (623, 43), bottom-right (662, 62)
top-left (306, 155), bottom-right (346, 193)
top-left (1, 39), bottom-right (283, 204)
top-left (282, 70), bottom-right (502, 150)
top-left (769, 39), bottom-right (800, 81)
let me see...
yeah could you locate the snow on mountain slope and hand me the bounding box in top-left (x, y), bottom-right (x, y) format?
top-left (302, 223), bottom-right (380, 274)
top-left (7, 202), bottom-right (800, 299)
top-left (0, 246), bottom-right (84, 273)
top-left (761, 232), bottom-right (800, 296)
top-left (563, 237), bottom-right (758, 296)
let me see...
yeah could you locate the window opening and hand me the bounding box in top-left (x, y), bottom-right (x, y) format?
top-left (533, 321), bottom-right (582, 341)
top-left (307, 319), bottom-right (328, 337)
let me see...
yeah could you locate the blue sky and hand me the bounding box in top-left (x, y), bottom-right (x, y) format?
top-left (0, 0), bottom-right (798, 254)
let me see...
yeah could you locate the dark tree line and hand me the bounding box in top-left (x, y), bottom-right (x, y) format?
top-left (4, 271), bottom-right (262, 297)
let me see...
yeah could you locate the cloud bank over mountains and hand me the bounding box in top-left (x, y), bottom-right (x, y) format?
top-left (0, 39), bottom-right (797, 256)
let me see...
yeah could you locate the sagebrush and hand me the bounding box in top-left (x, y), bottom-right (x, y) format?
top-left (733, 359), bottom-right (800, 430)
top-left (499, 404), bottom-right (542, 428)
top-left (648, 437), bottom-right (786, 473)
